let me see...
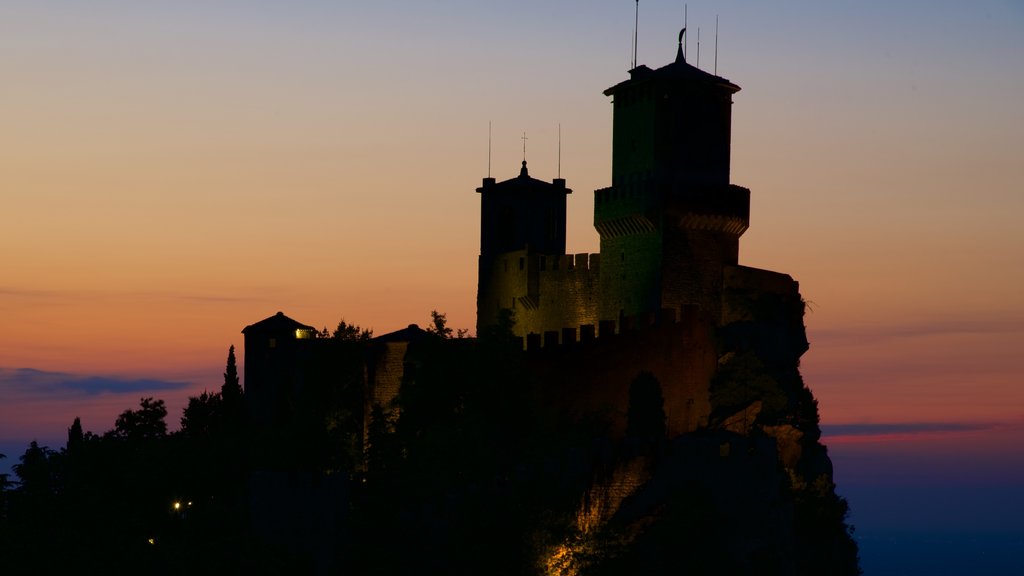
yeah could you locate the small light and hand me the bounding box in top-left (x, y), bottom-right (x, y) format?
top-left (173, 501), bottom-right (181, 511)
top-left (148, 538), bottom-right (155, 545)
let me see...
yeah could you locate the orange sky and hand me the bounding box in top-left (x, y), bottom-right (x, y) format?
top-left (1, 1), bottom-right (1022, 443)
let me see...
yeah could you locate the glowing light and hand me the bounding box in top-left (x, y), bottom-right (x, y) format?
top-left (542, 541), bottom-right (580, 576)
top-left (148, 538), bottom-right (155, 545)
top-left (172, 501), bottom-right (181, 511)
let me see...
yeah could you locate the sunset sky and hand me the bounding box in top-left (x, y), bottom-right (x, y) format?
top-left (1, 1), bottom-right (1022, 570)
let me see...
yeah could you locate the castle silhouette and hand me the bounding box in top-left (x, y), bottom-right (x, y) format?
top-left (242, 36), bottom-right (807, 441)
top-left (478, 38), bottom-right (750, 340)
top-left (237, 34), bottom-right (858, 574)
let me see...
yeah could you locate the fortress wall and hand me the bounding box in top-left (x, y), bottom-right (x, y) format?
top-left (367, 341), bottom-right (407, 410)
top-left (529, 253), bottom-right (600, 337)
top-left (525, 306), bottom-right (718, 438)
top-left (364, 340), bottom-right (408, 443)
top-left (722, 265), bottom-right (799, 320)
top-left (659, 229), bottom-right (740, 318)
top-left (480, 250), bottom-right (601, 340)
top-left (721, 265), bottom-right (808, 366)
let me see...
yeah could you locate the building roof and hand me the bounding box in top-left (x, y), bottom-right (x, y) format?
top-left (373, 323), bottom-right (429, 343)
top-left (241, 311), bottom-right (316, 334)
top-left (476, 161), bottom-right (572, 195)
top-left (604, 45), bottom-right (740, 97)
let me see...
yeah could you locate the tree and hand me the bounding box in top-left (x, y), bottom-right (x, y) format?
top-left (180, 390), bottom-right (223, 437)
top-left (425, 310), bottom-right (469, 338)
top-left (110, 397), bottom-right (167, 441)
top-left (0, 452), bottom-right (12, 498)
top-left (365, 404), bottom-right (400, 482)
top-left (221, 345), bottom-right (242, 406)
top-left (67, 417), bottom-right (84, 454)
top-left (13, 441), bottom-right (57, 496)
top-left (332, 319), bottom-right (372, 341)
top-left (426, 310), bottom-right (453, 338)
top-left (0, 452), bottom-right (9, 519)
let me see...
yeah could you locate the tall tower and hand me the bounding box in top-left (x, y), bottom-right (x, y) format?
top-left (595, 35), bottom-right (749, 323)
top-left (476, 161), bottom-right (571, 334)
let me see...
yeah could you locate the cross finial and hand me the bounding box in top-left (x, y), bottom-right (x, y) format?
top-left (521, 131), bottom-right (528, 162)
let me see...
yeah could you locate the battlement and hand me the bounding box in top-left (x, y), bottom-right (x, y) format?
top-left (537, 252), bottom-right (600, 274)
top-left (477, 248), bottom-right (602, 340)
top-left (522, 305), bottom-right (707, 351)
top-left (520, 304), bottom-right (719, 438)
top-left (481, 250), bottom-right (601, 275)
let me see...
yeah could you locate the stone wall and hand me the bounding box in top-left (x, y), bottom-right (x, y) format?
top-left (524, 306), bottom-right (718, 438)
top-left (364, 340), bottom-right (408, 442)
top-left (477, 249), bottom-right (600, 340)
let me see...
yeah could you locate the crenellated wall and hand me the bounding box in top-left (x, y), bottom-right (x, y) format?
top-left (524, 305), bottom-right (719, 438)
top-left (477, 249), bottom-right (601, 340)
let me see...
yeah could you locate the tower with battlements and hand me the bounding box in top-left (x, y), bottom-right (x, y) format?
top-left (477, 37), bottom-right (751, 342)
top-left (476, 160), bottom-right (600, 339)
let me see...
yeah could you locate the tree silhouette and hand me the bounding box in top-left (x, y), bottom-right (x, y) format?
top-left (365, 403), bottom-right (400, 483)
top-left (13, 441), bottom-right (57, 497)
top-left (425, 309), bottom-right (452, 338)
top-left (181, 390), bottom-right (224, 437)
top-left (425, 309), bottom-right (470, 338)
top-left (110, 397), bottom-right (167, 441)
top-left (222, 344), bottom-right (242, 404)
top-left (332, 319), bottom-right (373, 341)
top-left (66, 417), bottom-right (84, 455)
top-left (0, 452), bottom-right (11, 513)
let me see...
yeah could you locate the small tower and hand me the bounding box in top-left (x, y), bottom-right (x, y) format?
top-left (595, 33), bottom-right (750, 323)
top-left (241, 311), bottom-right (317, 428)
top-left (476, 161), bottom-right (571, 334)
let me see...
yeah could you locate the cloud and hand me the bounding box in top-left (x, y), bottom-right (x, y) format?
top-left (0, 367), bottom-right (191, 396)
top-left (821, 422), bottom-right (996, 438)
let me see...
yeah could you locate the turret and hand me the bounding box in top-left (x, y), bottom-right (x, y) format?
top-left (477, 160), bottom-right (570, 258)
top-left (476, 161), bottom-right (572, 334)
top-left (595, 32), bottom-right (750, 322)
top-left (241, 311), bottom-right (317, 427)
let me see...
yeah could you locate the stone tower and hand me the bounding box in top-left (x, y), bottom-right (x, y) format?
top-left (241, 311), bottom-right (318, 428)
top-left (475, 161), bottom-right (575, 334)
top-left (595, 39), bottom-right (750, 323)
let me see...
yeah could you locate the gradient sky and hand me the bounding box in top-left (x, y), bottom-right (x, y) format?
top-left (2, 1), bottom-right (1022, 568)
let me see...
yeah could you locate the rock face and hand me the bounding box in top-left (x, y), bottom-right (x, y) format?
top-left (526, 266), bottom-right (860, 575)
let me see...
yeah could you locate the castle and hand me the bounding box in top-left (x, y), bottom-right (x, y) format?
top-left (237, 34), bottom-right (857, 573)
top-left (471, 38), bottom-right (806, 439)
top-left (243, 34), bottom-right (807, 449)
top-left (477, 37), bottom-right (754, 342)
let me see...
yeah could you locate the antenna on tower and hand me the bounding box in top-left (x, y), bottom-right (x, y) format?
top-left (715, 15), bottom-right (719, 75)
top-left (557, 123), bottom-right (562, 178)
top-left (487, 121), bottom-right (492, 178)
top-left (684, 4), bottom-right (688, 62)
top-left (521, 131), bottom-right (528, 162)
top-left (632, 0), bottom-right (639, 69)
top-left (697, 27), bottom-right (701, 68)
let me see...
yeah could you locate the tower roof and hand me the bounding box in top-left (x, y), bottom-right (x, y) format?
top-left (604, 47), bottom-right (740, 97)
top-left (241, 311), bottom-right (316, 335)
top-left (373, 323), bottom-right (429, 343)
top-left (476, 161), bottom-right (572, 195)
